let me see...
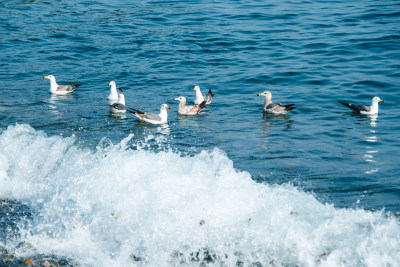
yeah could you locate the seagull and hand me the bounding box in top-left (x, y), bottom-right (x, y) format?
top-left (127, 104), bottom-right (170, 124)
top-left (193, 86), bottom-right (214, 105)
top-left (258, 91), bottom-right (296, 114)
top-left (174, 96), bottom-right (206, 115)
top-left (43, 75), bottom-right (81, 95)
top-left (107, 81), bottom-right (119, 104)
top-left (339, 96), bottom-right (384, 115)
top-left (109, 88), bottom-right (126, 114)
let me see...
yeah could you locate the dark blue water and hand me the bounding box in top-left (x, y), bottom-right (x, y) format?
top-left (1, 0), bottom-right (400, 265)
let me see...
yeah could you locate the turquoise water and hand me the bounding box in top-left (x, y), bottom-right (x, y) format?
top-left (1, 0), bottom-right (400, 266)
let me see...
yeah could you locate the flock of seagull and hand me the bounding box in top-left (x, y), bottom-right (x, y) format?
top-left (43, 75), bottom-right (385, 124)
top-left (106, 82), bottom-right (215, 124)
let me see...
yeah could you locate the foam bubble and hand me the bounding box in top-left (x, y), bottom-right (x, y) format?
top-left (0, 124), bottom-right (399, 266)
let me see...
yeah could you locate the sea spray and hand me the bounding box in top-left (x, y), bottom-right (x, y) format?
top-left (0, 124), bottom-right (399, 266)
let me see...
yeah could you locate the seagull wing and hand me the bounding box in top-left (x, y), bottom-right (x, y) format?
top-left (266, 103), bottom-right (295, 113)
top-left (339, 102), bottom-right (371, 113)
top-left (190, 101), bottom-right (207, 114)
top-left (128, 108), bottom-right (161, 121)
top-left (110, 103), bottom-right (126, 111)
top-left (137, 112), bottom-right (161, 121)
top-left (57, 84), bottom-right (82, 92)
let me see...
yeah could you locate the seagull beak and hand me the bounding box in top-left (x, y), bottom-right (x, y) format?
top-left (257, 93), bottom-right (263, 96)
top-left (193, 88), bottom-right (196, 91)
top-left (173, 98), bottom-right (179, 101)
top-left (167, 106), bottom-right (171, 109)
top-left (380, 100), bottom-right (384, 103)
top-left (108, 83), bottom-right (111, 86)
top-left (43, 76), bottom-right (48, 79)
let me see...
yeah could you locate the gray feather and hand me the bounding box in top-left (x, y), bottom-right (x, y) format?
top-left (265, 103), bottom-right (292, 113)
top-left (57, 84), bottom-right (81, 92)
top-left (110, 103), bottom-right (126, 110)
top-left (137, 112), bottom-right (161, 121)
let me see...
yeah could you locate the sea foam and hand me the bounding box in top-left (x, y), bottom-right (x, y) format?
top-left (0, 124), bottom-right (399, 266)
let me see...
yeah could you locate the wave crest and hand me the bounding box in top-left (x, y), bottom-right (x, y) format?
top-left (0, 124), bottom-right (399, 266)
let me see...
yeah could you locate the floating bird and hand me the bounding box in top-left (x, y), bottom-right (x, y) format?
top-left (127, 104), bottom-right (170, 124)
top-left (174, 96), bottom-right (206, 115)
top-left (339, 96), bottom-right (384, 115)
top-left (258, 91), bottom-right (296, 114)
top-left (107, 81), bottom-right (119, 104)
top-left (109, 88), bottom-right (126, 114)
top-left (193, 86), bottom-right (214, 105)
top-left (43, 75), bottom-right (81, 95)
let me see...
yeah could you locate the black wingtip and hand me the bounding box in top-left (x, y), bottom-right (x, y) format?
top-left (208, 89), bottom-right (215, 97)
top-left (283, 104), bottom-right (296, 111)
top-left (127, 108), bottom-right (136, 115)
top-left (339, 101), bottom-right (351, 108)
top-left (127, 107), bottom-right (144, 115)
top-left (73, 84), bottom-right (82, 89)
top-left (199, 100), bottom-right (207, 109)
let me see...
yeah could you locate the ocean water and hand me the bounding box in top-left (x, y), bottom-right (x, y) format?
top-left (1, 0), bottom-right (400, 266)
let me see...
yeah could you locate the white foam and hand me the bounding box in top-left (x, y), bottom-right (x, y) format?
top-left (0, 124), bottom-right (399, 266)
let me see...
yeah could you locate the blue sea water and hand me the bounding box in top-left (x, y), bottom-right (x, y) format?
top-left (1, 0), bottom-right (400, 266)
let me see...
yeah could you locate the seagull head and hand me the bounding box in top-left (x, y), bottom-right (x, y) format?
top-left (372, 96), bottom-right (384, 103)
top-left (108, 81), bottom-right (116, 87)
top-left (173, 96), bottom-right (186, 102)
top-left (161, 104), bottom-right (171, 110)
top-left (193, 86), bottom-right (200, 91)
top-left (43, 75), bottom-right (55, 80)
top-left (257, 91), bottom-right (272, 98)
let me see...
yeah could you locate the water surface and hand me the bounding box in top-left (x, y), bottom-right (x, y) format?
top-left (1, 0), bottom-right (400, 265)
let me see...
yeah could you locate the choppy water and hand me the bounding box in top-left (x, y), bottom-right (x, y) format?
top-left (1, 0), bottom-right (400, 266)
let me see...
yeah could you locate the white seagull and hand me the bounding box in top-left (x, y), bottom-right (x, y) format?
top-left (174, 96), bottom-right (206, 115)
top-left (258, 91), bottom-right (296, 114)
top-left (107, 81), bottom-right (119, 104)
top-left (109, 88), bottom-right (126, 114)
top-left (339, 96), bottom-right (384, 115)
top-left (127, 104), bottom-right (170, 124)
top-left (193, 86), bottom-right (214, 105)
top-left (44, 75), bottom-right (81, 95)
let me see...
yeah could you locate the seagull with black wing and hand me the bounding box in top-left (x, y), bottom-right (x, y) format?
top-left (339, 96), bottom-right (384, 115)
top-left (127, 104), bottom-right (171, 124)
top-left (257, 91), bottom-right (296, 114)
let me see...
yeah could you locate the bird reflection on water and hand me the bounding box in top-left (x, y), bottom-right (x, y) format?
top-left (260, 112), bottom-right (294, 150)
top-left (350, 113), bottom-right (378, 128)
top-left (132, 120), bottom-right (171, 136)
top-left (47, 94), bottom-right (78, 117)
top-left (48, 93), bottom-right (78, 103)
top-left (352, 113), bottom-right (380, 174)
